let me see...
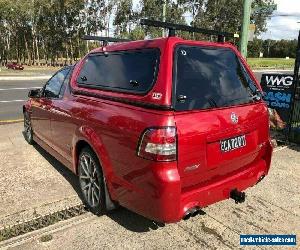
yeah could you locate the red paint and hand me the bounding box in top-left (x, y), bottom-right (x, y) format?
top-left (25, 37), bottom-right (273, 223)
top-left (6, 62), bottom-right (24, 70)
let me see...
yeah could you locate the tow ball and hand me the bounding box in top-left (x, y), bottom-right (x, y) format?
top-left (230, 189), bottom-right (246, 204)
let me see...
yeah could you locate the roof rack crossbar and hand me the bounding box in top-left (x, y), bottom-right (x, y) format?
top-left (83, 35), bottom-right (132, 46)
top-left (140, 19), bottom-right (234, 39)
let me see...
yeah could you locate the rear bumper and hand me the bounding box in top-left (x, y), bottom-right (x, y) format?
top-left (121, 141), bottom-right (272, 223)
top-left (150, 157), bottom-right (270, 223)
top-left (179, 158), bottom-right (267, 219)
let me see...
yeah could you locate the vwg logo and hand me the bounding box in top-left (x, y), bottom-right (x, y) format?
top-left (265, 75), bottom-right (293, 87)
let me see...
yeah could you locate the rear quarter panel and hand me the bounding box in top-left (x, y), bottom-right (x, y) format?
top-left (69, 95), bottom-right (179, 220)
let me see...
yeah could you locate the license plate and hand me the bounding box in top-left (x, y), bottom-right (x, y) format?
top-left (220, 135), bottom-right (246, 152)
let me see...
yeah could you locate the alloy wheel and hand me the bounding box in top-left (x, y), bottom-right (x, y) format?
top-left (79, 153), bottom-right (101, 208)
top-left (24, 113), bottom-right (33, 143)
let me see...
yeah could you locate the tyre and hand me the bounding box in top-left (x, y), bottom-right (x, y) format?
top-left (78, 147), bottom-right (106, 215)
top-left (24, 112), bottom-right (34, 144)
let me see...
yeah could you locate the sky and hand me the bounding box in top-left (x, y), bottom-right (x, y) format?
top-left (259, 0), bottom-right (300, 40)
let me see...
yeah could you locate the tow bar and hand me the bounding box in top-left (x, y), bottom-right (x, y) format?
top-left (230, 189), bottom-right (246, 204)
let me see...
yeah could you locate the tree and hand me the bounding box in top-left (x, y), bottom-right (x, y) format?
top-left (191, 0), bottom-right (275, 35)
top-left (268, 39), bottom-right (297, 58)
top-left (0, 0), bottom-right (278, 65)
top-left (251, 0), bottom-right (276, 34)
top-left (114, 0), bottom-right (135, 37)
top-left (248, 38), bottom-right (298, 58)
top-left (139, 0), bottom-right (187, 37)
top-left (113, 0), bottom-right (188, 39)
top-left (248, 38), bottom-right (263, 57)
top-left (0, 0), bottom-right (116, 65)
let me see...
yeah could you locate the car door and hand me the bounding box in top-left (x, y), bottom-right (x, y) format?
top-left (49, 67), bottom-right (75, 163)
top-left (30, 68), bottom-right (70, 146)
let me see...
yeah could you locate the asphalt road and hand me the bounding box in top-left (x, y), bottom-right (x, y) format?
top-left (0, 79), bottom-right (48, 121)
top-left (0, 70), bottom-right (294, 121)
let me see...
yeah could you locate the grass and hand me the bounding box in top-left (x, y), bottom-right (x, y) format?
top-left (40, 234), bottom-right (53, 242)
top-left (247, 58), bottom-right (295, 70)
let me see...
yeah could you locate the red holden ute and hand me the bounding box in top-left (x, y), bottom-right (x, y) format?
top-left (23, 35), bottom-right (273, 223)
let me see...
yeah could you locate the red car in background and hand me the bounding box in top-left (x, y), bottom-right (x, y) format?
top-left (23, 24), bottom-right (273, 223)
top-left (6, 62), bottom-right (24, 70)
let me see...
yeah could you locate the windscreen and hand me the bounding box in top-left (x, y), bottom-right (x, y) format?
top-left (174, 46), bottom-right (261, 111)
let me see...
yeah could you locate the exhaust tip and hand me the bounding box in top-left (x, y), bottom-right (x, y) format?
top-left (183, 213), bottom-right (191, 220)
top-left (256, 175), bottom-right (265, 184)
top-left (190, 209), bottom-right (199, 217)
top-left (183, 207), bottom-right (201, 220)
top-left (230, 188), bottom-right (246, 204)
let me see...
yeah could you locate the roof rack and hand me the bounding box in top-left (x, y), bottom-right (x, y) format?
top-left (83, 35), bottom-right (132, 46)
top-left (140, 19), bottom-right (235, 42)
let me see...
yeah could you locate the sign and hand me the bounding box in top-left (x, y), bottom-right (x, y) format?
top-left (248, 24), bottom-right (256, 42)
top-left (260, 74), bottom-right (295, 130)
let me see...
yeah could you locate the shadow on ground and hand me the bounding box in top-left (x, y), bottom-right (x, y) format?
top-left (288, 143), bottom-right (300, 152)
top-left (107, 208), bottom-right (166, 232)
top-left (32, 143), bottom-right (84, 202)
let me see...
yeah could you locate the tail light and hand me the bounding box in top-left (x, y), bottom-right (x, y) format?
top-left (137, 127), bottom-right (177, 161)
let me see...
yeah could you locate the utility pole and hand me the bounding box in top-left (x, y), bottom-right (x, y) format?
top-left (162, 0), bottom-right (167, 37)
top-left (240, 0), bottom-right (252, 58)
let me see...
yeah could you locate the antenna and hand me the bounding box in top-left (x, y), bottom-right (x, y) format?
top-left (140, 19), bottom-right (235, 41)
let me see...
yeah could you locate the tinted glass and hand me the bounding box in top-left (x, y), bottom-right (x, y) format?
top-left (59, 67), bottom-right (73, 98)
top-left (44, 68), bottom-right (70, 98)
top-left (77, 49), bottom-right (160, 93)
top-left (174, 46), bottom-right (260, 111)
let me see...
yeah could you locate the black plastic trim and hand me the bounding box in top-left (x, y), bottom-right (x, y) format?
top-left (140, 19), bottom-right (234, 38)
top-left (71, 88), bottom-right (172, 111)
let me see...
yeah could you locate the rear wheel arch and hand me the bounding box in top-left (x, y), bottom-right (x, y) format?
top-left (73, 126), bottom-right (112, 174)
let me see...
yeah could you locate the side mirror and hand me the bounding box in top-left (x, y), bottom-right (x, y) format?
top-left (28, 89), bottom-right (41, 98)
